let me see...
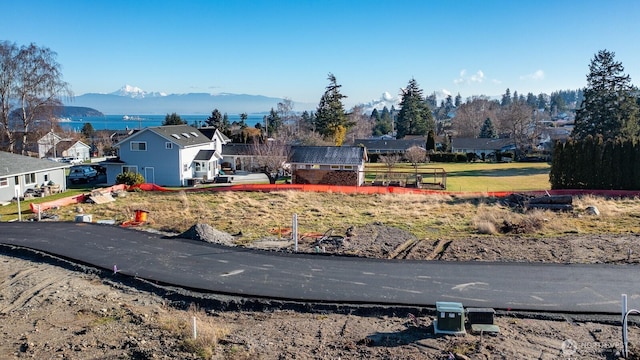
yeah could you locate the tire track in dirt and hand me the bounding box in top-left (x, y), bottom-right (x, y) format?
top-left (0, 263), bottom-right (70, 314)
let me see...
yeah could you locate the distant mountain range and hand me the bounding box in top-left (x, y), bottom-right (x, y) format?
top-left (63, 85), bottom-right (316, 115)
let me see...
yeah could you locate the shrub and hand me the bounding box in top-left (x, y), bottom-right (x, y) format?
top-left (116, 172), bottom-right (145, 186)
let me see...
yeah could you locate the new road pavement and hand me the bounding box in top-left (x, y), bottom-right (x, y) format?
top-left (1, 222), bottom-right (638, 314)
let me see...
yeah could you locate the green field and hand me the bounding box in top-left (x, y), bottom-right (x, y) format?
top-left (366, 162), bottom-right (551, 193)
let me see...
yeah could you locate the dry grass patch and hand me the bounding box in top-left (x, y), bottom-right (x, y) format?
top-left (158, 304), bottom-right (230, 359)
top-left (42, 189), bottom-right (640, 241)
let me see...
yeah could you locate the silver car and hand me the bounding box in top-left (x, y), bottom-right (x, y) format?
top-left (68, 166), bottom-right (98, 183)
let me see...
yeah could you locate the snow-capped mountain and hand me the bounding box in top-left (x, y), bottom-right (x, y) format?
top-left (109, 84), bottom-right (167, 99)
top-left (65, 85), bottom-right (314, 115)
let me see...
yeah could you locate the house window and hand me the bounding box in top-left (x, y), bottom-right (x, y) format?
top-left (44, 174), bottom-right (49, 182)
top-left (130, 141), bottom-right (147, 151)
top-left (24, 173), bottom-right (36, 185)
top-left (311, 164), bottom-right (320, 169)
top-left (194, 162), bottom-right (205, 172)
top-left (0, 177), bottom-right (7, 188)
top-left (165, 142), bottom-right (173, 149)
top-left (297, 164), bottom-right (305, 169)
top-left (122, 166), bottom-right (138, 174)
top-left (330, 165), bottom-right (340, 170)
top-left (343, 165), bottom-right (353, 170)
top-left (183, 163), bottom-right (188, 172)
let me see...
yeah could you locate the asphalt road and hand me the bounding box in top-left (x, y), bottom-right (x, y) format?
top-left (1, 222), bottom-right (638, 314)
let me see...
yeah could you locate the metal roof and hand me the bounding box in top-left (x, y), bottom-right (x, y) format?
top-left (451, 137), bottom-right (515, 151)
top-left (288, 146), bottom-right (366, 165)
top-left (194, 149), bottom-right (217, 161)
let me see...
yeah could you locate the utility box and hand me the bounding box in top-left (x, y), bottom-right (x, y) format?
top-left (467, 308), bottom-right (495, 325)
top-left (467, 307), bottom-right (500, 334)
top-left (434, 301), bottom-right (466, 335)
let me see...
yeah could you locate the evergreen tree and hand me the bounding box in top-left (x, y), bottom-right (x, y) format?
top-left (222, 113), bottom-right (230, 131)
top-left (537, 94), bottom-right (547, 110)
top-left (396, 78), bottom-right (434, 138)
top-left (370, 108), bottom-right (380, 121)
top-left (426, 92), bottom-right (438, 109)
top-left (501, 88), bottom-right (512, 107)
top-left (162, 113), bottom-right (185, 125)
top-left (81, 122), bottom-right (95, 140)
top-left (264, 108), bottom-right (282, 137)
top-left (239, 112), bottom-right (248, 129)
top-left (526, 93), bottom-right (537, 108)
top-left (478, 118), bottom-right (496, 138)
top-left (454, 93), bottom-right (462, 107)
top-left (572, 49), bottom-right (640, 140)
top-left (426, 130), bottom-right (436, 151)
top-left (315, 73), bottom-right (350, 145)
top-left (300, 110), bottom-right (315, 132)
top-left (205, 109), bottom-right (223, 128)
top-left (372, 107), bottom-right (393, 136)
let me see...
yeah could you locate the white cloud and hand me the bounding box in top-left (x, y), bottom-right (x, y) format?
top-left (470, 70), bottom-right (484, 83)
top-left (453, 70), bottom-right (467, 84)
top-left (454, 69), bottom-right (484, 84)
top-left (520, 70), bottom-right (545, 81)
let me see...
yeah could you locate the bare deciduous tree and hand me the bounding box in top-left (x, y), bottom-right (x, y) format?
top-left (0, 42), bottom-right (72, 154)
top-left (497, 101), bottom-right (536, 158)
top-left (0, 41), bottom-right (19, 152)
top-left (379, 153), bottom-right (401, 172)
top-left (404, 145), bottom-right (427, 173)
top-left (345, 105), bottom-right (373, 143)
top-left (250, 140), bottom-right (290, 184)
top-left (451, 96), bottom-right (500, 138)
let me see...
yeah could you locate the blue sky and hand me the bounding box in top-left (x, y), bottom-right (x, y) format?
top-left (3, 0), bottom-right (639, 108)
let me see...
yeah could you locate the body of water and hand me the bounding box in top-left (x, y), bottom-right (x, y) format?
top-left (58, 114), bottom-right (265, 131)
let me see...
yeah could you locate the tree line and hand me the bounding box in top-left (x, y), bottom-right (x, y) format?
top-left (550, 49), bottom-right (640, 190)
top-left (3, 39), bottom-right (638, 192)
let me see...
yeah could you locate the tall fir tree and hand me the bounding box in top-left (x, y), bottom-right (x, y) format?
top-left (501, 88), bottom-right (512, 107)
top-left (572, 50), bottom-right (640, 140)
top-left (315, 73), bottom-right (350, 145)
top-left (206, 109), bottom-right (223, 128)
top-left (396, 78), bottom-right (434, 138)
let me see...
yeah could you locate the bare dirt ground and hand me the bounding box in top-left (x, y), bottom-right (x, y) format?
top-left (1, 223), bottom-right (639, 359)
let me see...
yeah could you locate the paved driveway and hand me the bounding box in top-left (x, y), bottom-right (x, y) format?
top-left (1, 222), bottom-right (638, 314)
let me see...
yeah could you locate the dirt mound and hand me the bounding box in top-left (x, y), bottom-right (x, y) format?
top-left (176, 223), bottom-right (235, 246)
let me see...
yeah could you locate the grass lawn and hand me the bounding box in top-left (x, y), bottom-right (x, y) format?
top-left (367, 161), bottom-right (551, 192)
top-left (1, 161), bottom-right (552, 222)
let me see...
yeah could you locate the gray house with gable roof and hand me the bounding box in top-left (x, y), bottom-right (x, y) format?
top-left (102, 125), bottom-right (225, 186)
top-left (0, 151), bottom-right (69, 203)
top-left (288, 146), bottom-right (367, 186)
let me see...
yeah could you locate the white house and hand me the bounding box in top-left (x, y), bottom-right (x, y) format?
top-left (37, 132), bottom-right (91, 160)
top-left (102, 125), bottom-right (226, 186)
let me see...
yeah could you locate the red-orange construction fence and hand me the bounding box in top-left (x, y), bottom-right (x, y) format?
top-left (128, 183), bottom-right (640, 198)
top-left (26, 182), bottom-right (640, 215)
top-left (29, 184), bottom-right (127, 214)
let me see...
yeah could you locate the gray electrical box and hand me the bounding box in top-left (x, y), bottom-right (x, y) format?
top-left (434, 301), bottom-right (466, 335)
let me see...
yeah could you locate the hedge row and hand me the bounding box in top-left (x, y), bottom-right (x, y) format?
top-left (550, 135), bottom-right (640, 190)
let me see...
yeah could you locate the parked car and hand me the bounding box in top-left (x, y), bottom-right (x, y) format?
top-left (68, 165), bottom-right (98, 183)
top-left (61, 157), bottom-right (83, 165)
top-left (90, 164), bottom-right (107, 175)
